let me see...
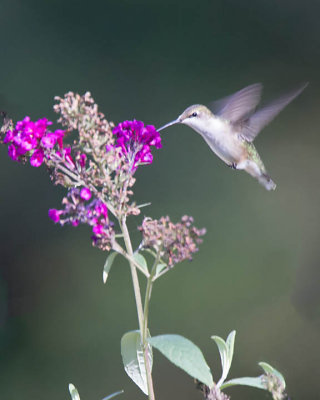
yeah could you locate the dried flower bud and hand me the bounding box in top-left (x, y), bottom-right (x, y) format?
top-left (262, 373), bottom-right (287, 400)
top-left (139, 216), bottom-right (206, 267)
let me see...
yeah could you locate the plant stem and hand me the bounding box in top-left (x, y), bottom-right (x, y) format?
top-left (143, 250), bottom-right (161, 341)
top-left (120, 217), bottom-right (155, 400)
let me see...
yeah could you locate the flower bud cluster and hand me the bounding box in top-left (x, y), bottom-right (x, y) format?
top-left (112, 120), bottom-right (162, 170)
top-left (3, 116), bottom-right (65, 167)
top-left (0, 92), bottom-right (164, 251)
top-left (262, 373), bottom-right (287, 400)
top-left (49, 188), bottom-right (114, 251)
top-left (139, 216), bottom-right (206, 267)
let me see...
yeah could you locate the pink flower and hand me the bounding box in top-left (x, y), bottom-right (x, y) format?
top-left (8, 144), bottom-right (17, 161)
top-left (62, 147), bottom-right (75, 169)
top-left (92, 224), bottom-right (104, 235)
top-left (79, 153), bottom-right (87, 168)
top-left (4, 130), bottom-right (14, 143)
top-left (80, 187), bottom-right (92, 201)
top-left (48, 209), bottom-right (62, 223)
top-left (112, 120), bottom-right (162, 168)
top-left (41, 133), bottom-right (57, 149)
top-left (2, 116), bottom-right (65, 166)
top-left (30, 148), bottom-right (44, 167)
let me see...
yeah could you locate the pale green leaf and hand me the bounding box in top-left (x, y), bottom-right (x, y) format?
top-left (121, 330), bottom-right (152, 395)
top-left (221, 376), bottom-right (265, 390)
top-left (226, 331), bottom-right (236, 366)
top-left (103, 252), bottom-right (118, 283)
top-left (259, 362), bottom-right (286, 388)
top-left (211, 331), bottom-right (236, 387)
top-left (155, 263), bottom-right (167, 278)
top-left (149, 334), bottom-right (214, 388)
top-left (69, 383), bottom-right (80, 400)
top-left (133, 253), bottom-right (149, 275)
top-left (102, 390), bottom-right (124, 400)
top-left (211, 336), bottom-right (228, 387)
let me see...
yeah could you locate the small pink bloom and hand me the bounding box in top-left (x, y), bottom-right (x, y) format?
top-left (95, 202), bottom-right (108, 218)
top-left (20, 136), bottom-right (38, 153)
top-left (48, 209), bottom-right (62, 223)
top-left (79, 153), bottom-right (87, 168)
top-left (41, 133), bottom-right (57, 149)
top-left (63, 147), bottom-right (75, 169)
top-left (8, 144), bottom-right (18, 161)
top-left (4, 130), bottom-right (14, 143)
top-left (30, 148), bottom-right (44, 167)
top-left (80, 187), bottom-right (92, 201)
top-left (53, 129), bottom-right (65, 149)
top-left (93, 224), bottom-right (104, 235)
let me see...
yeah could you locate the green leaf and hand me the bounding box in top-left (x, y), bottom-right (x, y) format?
top-left (103, 252), bottom-right (118, 283)
top-left (155, 263), bottom-right (167, 278)
top-left (69, 384), bottom-right (80, 400)
top-left (221, 376), bottom-right (265, 390)
top-left (226, 331), bottom-right (236, 367)
top-left (259, 362), bottom-right (286, 388)
top-left (211, 331), bottom-right (236, 387)
top-left (148, 334), bottom-right (214, 388)
top-left (121, 330), bottom-right (152, 395)
top-left (102, 390), bottom-right (124, 400)
top-left (133, 253), bottom-right (149, 275)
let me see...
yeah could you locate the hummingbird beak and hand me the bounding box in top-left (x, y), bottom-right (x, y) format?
top-left (157, 118), bottom-right (181, 132)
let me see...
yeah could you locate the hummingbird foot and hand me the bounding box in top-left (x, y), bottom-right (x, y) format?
top-left (228, 162), bottom-right (237, 170)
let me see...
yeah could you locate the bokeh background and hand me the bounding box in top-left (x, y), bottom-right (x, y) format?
top-left (0, 1), bottom-right (319, 399)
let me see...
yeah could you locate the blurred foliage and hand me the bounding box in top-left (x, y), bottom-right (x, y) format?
top-left (0, 1), bottom-right (319, 399)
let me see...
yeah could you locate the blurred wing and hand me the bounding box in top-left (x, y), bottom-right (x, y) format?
top-left (209, 83), bottom-right (263, 123)
top-left (240, 82), bottom-right (308, 142)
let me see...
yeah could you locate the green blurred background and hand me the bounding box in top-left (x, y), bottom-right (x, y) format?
top-left (0, 0), bottom-right (319, 399)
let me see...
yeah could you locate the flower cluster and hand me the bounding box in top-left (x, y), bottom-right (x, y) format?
top-left (1, 92), bottom-right (165, 248)
top-left (49, 188), bottom-right (114, 251)
top-left (139, 216), bottom-right (206, 267)
top-left (3, 116), bottom-right (65, 167)
top-left (112, 120), bottom-right (162, 169)
top-left (262, 373), bottom-right (287, 400)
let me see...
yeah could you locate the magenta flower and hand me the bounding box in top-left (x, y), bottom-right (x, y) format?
top-left (80, 187), bottom-right (92, 201)
top-left (78, 153), bottom-right (87, 168)
top-left (8, 144), bottom-right (17, 161)
top-left (30, 149), bottom-right (44, 167)
top-left (49, 188), bottom-right (114, 251)
top-left (48, 208), bottom-right (62, 223)
top-left (3, 116), bottom-right (65, 167)
top-left (112, 120), bottom-right (161, 168)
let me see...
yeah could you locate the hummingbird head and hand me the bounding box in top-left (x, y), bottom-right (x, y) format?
top-left (157, 105), bottom-right (213, 132)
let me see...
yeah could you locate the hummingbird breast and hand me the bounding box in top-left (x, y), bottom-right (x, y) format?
top-left (193, 118), bottom-right (245, 165)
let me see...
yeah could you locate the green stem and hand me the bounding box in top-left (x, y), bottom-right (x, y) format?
top-left (143, 250), bottom-right (161, 341)
top-left (120, 217), bottom-right (155, 400)
top-left (143, 277), bottom-right (153, 342)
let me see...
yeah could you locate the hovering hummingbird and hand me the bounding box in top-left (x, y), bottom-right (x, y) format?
top-left (158, 83), bottom-right (308, 190)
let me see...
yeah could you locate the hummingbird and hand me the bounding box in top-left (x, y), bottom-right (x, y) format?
top-left (158, 83), bottom-right (308, 190)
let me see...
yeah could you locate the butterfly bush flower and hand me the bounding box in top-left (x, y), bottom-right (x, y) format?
top-left (112, 120), bottom-right (162, 170)
top-left (139, 216), bottom-right (206, 267)
top-left (3, 116), bottom-right (65, 167)
top-left (49, 188), bottom-right (114, 251)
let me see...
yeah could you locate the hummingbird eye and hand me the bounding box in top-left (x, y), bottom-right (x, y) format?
top-left (190, 112), bottom-right (198, 118)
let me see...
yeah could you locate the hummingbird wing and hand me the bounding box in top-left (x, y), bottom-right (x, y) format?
top-left (209, 83), bottom-right (263, 123)
top-left (239, 83), bottom-right (308, 142)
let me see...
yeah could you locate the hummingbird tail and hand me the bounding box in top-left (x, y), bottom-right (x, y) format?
top-left (259, 173), bottom-right (276, 191)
